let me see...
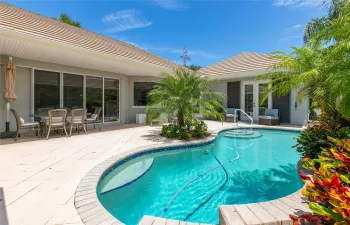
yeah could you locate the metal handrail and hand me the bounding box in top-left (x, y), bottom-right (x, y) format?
top-left (234, 109), bottom-right (253, 127)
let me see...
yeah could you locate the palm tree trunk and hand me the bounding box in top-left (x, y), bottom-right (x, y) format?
top-left (177, 111), bottom-right (184, 127)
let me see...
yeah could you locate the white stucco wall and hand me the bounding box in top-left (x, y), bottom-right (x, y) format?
top-left (290, 88), bottom-right (309, 126)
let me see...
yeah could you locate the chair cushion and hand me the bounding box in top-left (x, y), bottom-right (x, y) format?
top-left (21, 122), bottom-right (39, 127)
top-left (259, 116), bottom-right (279, 120)
top-left (226, 108), bottom-right (236, 114)
top-left (265, 109), bottom-right (279, 117)
top-left (226, 114), bottom-right (238, 118)
top-left (90, 114), bottom-right (98, 120)
top-left (20, 117), bottom-right (25, 124)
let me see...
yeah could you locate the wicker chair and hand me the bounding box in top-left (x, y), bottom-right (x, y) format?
top-left (67, 109), bottom-right (87, 136)
top-left (259, 109), bottom-right (280, 126)
top-left (10, 109), bottom-right (40, 141)
top-left (45, 109), bottom-right (69, 140)
top-left (85, 107), bottom-right (102, 131)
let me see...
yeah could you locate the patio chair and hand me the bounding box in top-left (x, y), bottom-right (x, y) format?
top-left (45, 109), bottom-right (69, 139)
top-left (67, 109), bottom-right (87, 136)
top-left (85, 107), bottom-right (102, 131)
top-left (259, 109), bottom-right (280, 126)
top-left (10, 109), bottom-right (40, 141)
top-left (226, 108), bottom-right (238, 122)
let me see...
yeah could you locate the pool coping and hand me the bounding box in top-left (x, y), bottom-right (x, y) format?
top-left (74, 125), bottom-right (305, 225)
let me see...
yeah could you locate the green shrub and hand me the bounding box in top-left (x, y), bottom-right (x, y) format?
top-left (161, 120), bottom-right (208, 141)
top-left (191, 120), bottom-right (208, 138)
top-left (294, 123), bottom-right (350, 159)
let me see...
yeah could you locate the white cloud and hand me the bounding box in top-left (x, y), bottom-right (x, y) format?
top-left (279, 35), bottom-right (302, 42)
top-left (273, 0), bottom-right (323, 8)
top-left (291, 24), bottom-right (304, 29)
top-left (102, 9), bottom-right (152, 32)
top-left (153, 0), bottom-right (188, 10)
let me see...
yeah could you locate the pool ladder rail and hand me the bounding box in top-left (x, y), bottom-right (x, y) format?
top-left (233, 109), bottom-right (253, 129)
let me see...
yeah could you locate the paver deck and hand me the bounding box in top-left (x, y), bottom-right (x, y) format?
top-left (0, 121), bottom-right (303, 225)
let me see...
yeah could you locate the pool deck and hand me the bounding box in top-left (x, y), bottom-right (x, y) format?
top-left (0, 121), bottom-right (305, 225)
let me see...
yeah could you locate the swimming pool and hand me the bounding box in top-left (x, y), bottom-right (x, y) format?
top-left (97, 129), bottom-right (302, 225)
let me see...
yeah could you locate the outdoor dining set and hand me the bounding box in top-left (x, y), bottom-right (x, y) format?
top-left (11, 107), bottom-right (102, 141)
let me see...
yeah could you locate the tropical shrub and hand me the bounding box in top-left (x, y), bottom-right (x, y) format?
top-left (146, 68), bottom-right (226, 140)
top-left (291, 138), bottom-right (350, 225)
top-left (161, 119), bottom-right (208, 141)
top-left (146, 68), bottom-right (226, 127)
top-left (294, 124), bottom-right (350, 159)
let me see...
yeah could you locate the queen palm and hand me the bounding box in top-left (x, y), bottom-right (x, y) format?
top-left (145, 68), bottom-right (226, 127)
top-left (304, 0), bottom-right (346, 43)
top-left (257, 42), bottom-right (341, 120)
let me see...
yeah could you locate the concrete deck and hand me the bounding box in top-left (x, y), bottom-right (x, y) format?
top-left (0, 121), bottom-right (304, 225)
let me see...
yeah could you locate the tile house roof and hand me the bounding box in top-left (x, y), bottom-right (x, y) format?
top-left (199, 52), bottom-right (279, 76)
top-left (0, 2), bottom-right (180, 70)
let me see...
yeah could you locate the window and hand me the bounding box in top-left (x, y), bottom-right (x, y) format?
top-left (34, 70), bottom-right (60, 113)
top-left (86, 76), bottom-right (103, 118)
top-left (63, 73), bottom-right (83, 109)
top-left (133, 82), bottom-right (157, 106)
top-left (104, 78), bottom-right (119, 122)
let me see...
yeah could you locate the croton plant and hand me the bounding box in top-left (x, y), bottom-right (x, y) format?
top-left (291, 137), bottom-right (350, 225)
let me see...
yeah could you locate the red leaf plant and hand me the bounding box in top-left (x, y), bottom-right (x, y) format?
top-left (290, 138), bottom-right (350, 225)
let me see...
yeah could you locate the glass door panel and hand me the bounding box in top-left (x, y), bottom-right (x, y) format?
top-left (63, 73), bottom-right (84, 109)
top-left (104, 78), bottom-right (119, 122)
top-left (244, 84), bottom-right (254, 119)
top-left (34, 70), bottom-right (60, 113)
top-left (86, 76), bottom-right (103, 119)
top-left (258, 83), bottom-right (269, 117)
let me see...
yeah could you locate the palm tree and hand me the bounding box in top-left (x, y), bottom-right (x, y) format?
top-left (186, 64), bottom-right (202, 71)
top-left (304, 0), bottom-right (345, 43)
top-left (257, 43), bottom-right (341, 120)
top-left (145, 68), bottom-right (226, 127)
top-left (316, 0), bottom-right (350, 116)
top-left (54, 13), bottom-right (81, 28)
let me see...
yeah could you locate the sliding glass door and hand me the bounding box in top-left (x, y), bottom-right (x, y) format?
top-left (104, 78), bottom-right (119, 122)
top-left (63, 73), bottom-right (83, 109)
top-left (34, 70), bottom-right (60, 113)
top-left (86, 76), bottom-right (103, 119)
top-left (33, 70), bottom-right (120, 122)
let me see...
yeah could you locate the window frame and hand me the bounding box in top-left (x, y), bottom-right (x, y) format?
top-left (31, 68), bottom-right (120, 124)
top-left (132, 82), bottom-right (158, 107)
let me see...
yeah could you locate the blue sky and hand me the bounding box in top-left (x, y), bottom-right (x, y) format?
top-left (5, 0), bottom-right (327, 67)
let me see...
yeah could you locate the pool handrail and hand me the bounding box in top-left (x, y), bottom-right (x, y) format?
top-left (234, 109), bottom-right (253, 128)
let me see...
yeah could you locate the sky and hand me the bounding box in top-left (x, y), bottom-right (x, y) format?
top-left (5, 0), bottom-right (328, 67)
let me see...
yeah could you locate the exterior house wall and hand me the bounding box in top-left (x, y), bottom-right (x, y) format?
top-left (210, 76), bottom-right (309, 126)
top-left (290, 88), bottom-right (309, 126)
top-left (0, 63), bottom-right (32, 132)
top-left (0, 55), bottom-right (162, 132)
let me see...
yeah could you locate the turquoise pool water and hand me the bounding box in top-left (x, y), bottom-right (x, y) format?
top-left (98, 129), bottom-right (302, 225)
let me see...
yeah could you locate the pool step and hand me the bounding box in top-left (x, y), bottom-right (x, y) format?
top-left (138, 216), bottom-right (215, 225)
top-left (219, 190), bottom-right (311, 225)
